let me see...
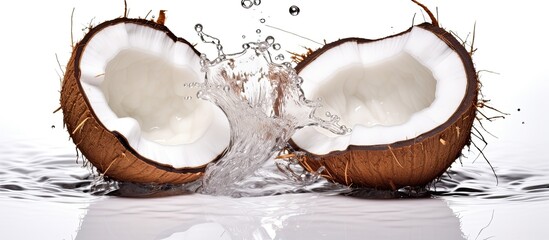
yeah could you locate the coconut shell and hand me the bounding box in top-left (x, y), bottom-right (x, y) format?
top-left (294, 23), bottom-right (478, 190)
top-left (61, 18), bottom-right (208, 184)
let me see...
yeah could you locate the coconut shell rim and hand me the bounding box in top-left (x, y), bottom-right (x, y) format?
top-left (66, 17), bottom-right (223, 173)
top-left (291, 22), bottom-right (478, 155)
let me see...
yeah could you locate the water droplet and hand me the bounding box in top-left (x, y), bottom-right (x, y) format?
top-left (241, 0), bottom-right (253, 9)
top-left (254, 0), bottom-right (261, 6)
top-left (265, 36), bottom-right (275, 44)
top-left (217, 44), bottom-right (223, 51)
top-left (51, 125), bottom-right (55, 129)
top-left (184, 96), bottom-right (193, 100)
top-left (196, 90), bottom-right (205, 99)
top-left (256, 29), bottom-right (261, 34)
top-left (276, 54), bottom-right (285, 60)
top-left (242, 35), bottom-right (246, 39)
top-left (273, 43), bottom-right (281, 50)
top-left (194, 24), bottom-right (203, 32)
top-left (223, 86), bottom-right (231, 92)
top-left (260, 18), bottom-right (266, 23)
top-left (242, 43), bottom-right (250, 49)
top-left (289, 5), bottom-right (300, 16)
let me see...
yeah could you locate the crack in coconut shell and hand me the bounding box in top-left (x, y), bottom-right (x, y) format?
top-left (61, 18), bottom-right (227, 184)
top-left (291, 23), bottom-right (478, 190)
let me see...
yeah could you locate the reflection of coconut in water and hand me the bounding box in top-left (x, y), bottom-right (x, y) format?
top-left (61, 18), bottom-right (230, 184)
top-left (291, 5), bottom-right (477, 189)
top-left (75, 194), bottom-right (464, 240)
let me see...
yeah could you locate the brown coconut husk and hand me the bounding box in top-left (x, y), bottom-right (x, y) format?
top-left (60, 18), bottom-right (212, 184)
top-left (291, 19), bottom-right (478, 189)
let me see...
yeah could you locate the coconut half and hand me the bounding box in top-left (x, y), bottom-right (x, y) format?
top-left (292, 23), bottom-right (477, 189)
top-left (61, 18), bottom-right (230, 184)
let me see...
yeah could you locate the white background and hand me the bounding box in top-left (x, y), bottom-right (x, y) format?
top-left (0, 1), bottom-right (548, 239)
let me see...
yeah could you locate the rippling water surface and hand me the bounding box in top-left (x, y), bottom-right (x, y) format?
top-left (0, 137), bottom-right (93, 203)
top-left (1, 121), bottom-right (549, 240)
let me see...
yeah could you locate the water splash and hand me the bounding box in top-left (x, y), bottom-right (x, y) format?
top-left (193, 26), bottom-right (349, 196)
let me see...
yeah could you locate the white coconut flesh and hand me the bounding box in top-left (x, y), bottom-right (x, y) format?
top-left (78, 22), bottom-right (230, 168)
top-left (292, 27), bottom-right (467, 155)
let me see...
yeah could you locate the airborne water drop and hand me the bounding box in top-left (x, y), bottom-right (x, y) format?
top-left (194, 24), bottom-right (203, 32)
top-left (289, 5), bottom-right (300, 16)
top-left (265, 36), bottom-right (275, 45)
top-left (241, 0), bottom-right (253, 9)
